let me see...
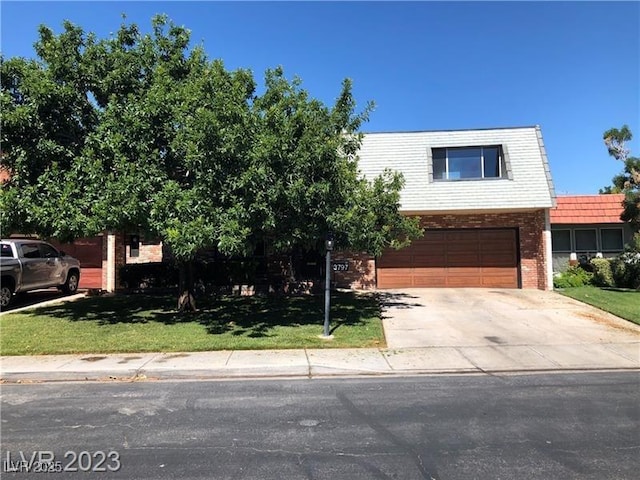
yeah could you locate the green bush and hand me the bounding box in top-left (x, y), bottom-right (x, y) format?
top-left (590, 258), bottom-right (615, 287)
top-left (118, 257), bottom-right (288, 292)
top-left (611, 233), bottom-right (640, 289)
top-left (119, 262), bottom-right (179, 290)
top-left (553, 265), bottom-right (594, 289)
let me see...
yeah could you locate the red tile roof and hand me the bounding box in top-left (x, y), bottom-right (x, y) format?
top-left (550, 194), bottom-right (625, 224)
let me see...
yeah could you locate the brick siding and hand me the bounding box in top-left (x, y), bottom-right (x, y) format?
top-left (331, 251), bottom-right (376, 290)
top-left (125, 238), bottom-right (164, 264)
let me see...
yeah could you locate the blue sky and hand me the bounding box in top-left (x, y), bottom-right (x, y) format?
top-left (1, 1), bottom-right (638, 194)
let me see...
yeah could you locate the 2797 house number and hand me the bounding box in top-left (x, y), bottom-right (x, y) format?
top-left (3, 450), bottom-right (121, 473)
top-left (332, 261), bottom-right (349, 272)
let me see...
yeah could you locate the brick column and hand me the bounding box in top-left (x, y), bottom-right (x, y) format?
top-left (103, 232), bottom-right (127, 292)
top-left (543, 209), bottom-right (553, 290)
top-left (105, 232), bottom-right (116, 292)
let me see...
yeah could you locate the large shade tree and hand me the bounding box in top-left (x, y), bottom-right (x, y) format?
top-left (601, 125), bottom-right (640, 230)
top-left (1, 15), bottom-right (422, 310)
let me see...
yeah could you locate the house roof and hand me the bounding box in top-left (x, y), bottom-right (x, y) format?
top-left (356, 126), bottom-right (556, 213)
top-left (550, 194), bottom-right (625, 224)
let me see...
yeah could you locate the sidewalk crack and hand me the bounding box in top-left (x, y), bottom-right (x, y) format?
top-left (380, 348), bottom-right (395, 371)
top-left (303, 349), bottom-right (312, 378)
top-left (134, 354), bottom-right (160, 377)
top-left (528, 346), bottom-right (561, 366)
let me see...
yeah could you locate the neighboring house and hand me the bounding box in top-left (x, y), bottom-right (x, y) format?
top-left (549, 194), bottom-right (634, 273)
top-left (333, 126), bottom-right (557, 290)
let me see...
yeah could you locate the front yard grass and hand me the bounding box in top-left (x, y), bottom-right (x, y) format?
top-left (0, 291), bottom-right (385, 356)
top-left (558, 286), bottom-right (640, 325)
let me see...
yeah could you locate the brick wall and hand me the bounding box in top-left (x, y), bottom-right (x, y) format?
top-left (333, 210), bottom-right (550, 290)
top-left (331, 250), bottom-right (376, 290)
top-left (125, 237), bottom-right (164, 264)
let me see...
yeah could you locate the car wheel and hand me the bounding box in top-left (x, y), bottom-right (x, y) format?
top-left (62, 271), bottom-right (80, 294)
top-left (0, 284), bottom-right (14, 308)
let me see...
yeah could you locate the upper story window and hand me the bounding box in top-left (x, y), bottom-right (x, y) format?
top-left (432, 146), bottom-right (506, 181)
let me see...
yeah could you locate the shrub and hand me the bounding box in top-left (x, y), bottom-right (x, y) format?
top-left (553, 265), bottom-right (594, 289)
top-left (610, 233), bottom-right (640, 289)
top-left (119, 262), bottom-right (179, 290)
top-left (118, 257), bottom-right (289, 292)
top-left (590, 258), bottom-right (615, 287)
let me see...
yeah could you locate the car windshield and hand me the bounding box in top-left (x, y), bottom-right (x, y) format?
top-left (1, 244), bottom-right (15, 258)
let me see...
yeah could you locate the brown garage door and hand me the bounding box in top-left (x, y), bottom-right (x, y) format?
top-left (377, 229), bottom-right (518, 288)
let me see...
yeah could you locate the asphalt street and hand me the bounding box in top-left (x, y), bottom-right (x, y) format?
top-left (1, 372), bottom-right (638, 479)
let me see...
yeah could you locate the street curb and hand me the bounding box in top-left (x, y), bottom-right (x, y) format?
top-left (2, 366), bottom-right (639, 384)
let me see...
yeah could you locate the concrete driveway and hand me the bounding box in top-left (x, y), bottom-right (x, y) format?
top-left (380, 288), bottom-right (640, 371)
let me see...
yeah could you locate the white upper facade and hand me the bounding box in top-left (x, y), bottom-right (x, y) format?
top-left (356, 126), bottom-right (556, 213)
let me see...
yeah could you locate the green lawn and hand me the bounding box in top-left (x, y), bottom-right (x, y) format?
top-left (559, 286), bottom-right (640, 325)
top-left (0, 292), bottom-right (385, 356)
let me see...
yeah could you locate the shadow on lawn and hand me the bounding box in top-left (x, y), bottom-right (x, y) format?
top-left (23, 292), bottom-right (381, 338)
top-left (600, 287), bottom-right (640, 293)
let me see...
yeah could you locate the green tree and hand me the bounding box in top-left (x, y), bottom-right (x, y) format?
top-left (601, 125), bottom-right (640, 230)
top-left (1, 16), bottom-right (422, 311)
top-left (0, 21), bottom-right (100, 239)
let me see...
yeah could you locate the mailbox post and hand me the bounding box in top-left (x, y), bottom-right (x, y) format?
top-left (323, 233), bottom-right (334, 338)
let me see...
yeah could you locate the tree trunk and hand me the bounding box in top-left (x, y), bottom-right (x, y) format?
top-left (177, 260), bottom-right (197, 312)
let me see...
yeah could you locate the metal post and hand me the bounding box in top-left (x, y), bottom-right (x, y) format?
top-left (323, 249), bottom-right (331, 337)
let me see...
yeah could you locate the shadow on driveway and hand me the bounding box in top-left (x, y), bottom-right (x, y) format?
top-left (377, 291), bottom-right (425, 310)
top-left (1, 289), bottom-right (75, 314)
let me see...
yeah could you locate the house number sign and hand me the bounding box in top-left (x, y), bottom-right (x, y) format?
top-left (332, 261), bottom-right (349, 272)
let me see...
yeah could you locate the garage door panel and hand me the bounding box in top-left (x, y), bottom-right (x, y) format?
top-left (378, 271), bottom-right (413, 288)
top-left (377, 229), bottom-right (518, 289)
top-left (378, 257), bottom-right (413, 269)
top-left (480, 270), bottom-right (518, 287)
top-left (412, 253), bottom-right (445, 267)
top-left (445, 254), bottom-right (481, 267)
top-left (446, 275), bottom-right (483, 287)
top-left (481, 243), bottom-right (515, 254)
top-left (413, 275), bottom-right (447, 287)
top-left (480, 253), bottom-right (517, 267)
top-left (447, 238), bottom-right (480, 246)
top-left (446, 231), bottom-right (479, 241)
top-left (424, 231), bottom-right (447, 242)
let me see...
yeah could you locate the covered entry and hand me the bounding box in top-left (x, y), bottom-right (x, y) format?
top-left (377, 229), bottom-right (519, 288)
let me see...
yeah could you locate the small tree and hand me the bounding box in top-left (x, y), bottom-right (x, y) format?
top-left (601, 125), bottom-right (640, 230)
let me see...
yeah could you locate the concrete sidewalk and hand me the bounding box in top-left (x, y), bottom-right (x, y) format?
top-left (2, 341), bottom-right (639, 383)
